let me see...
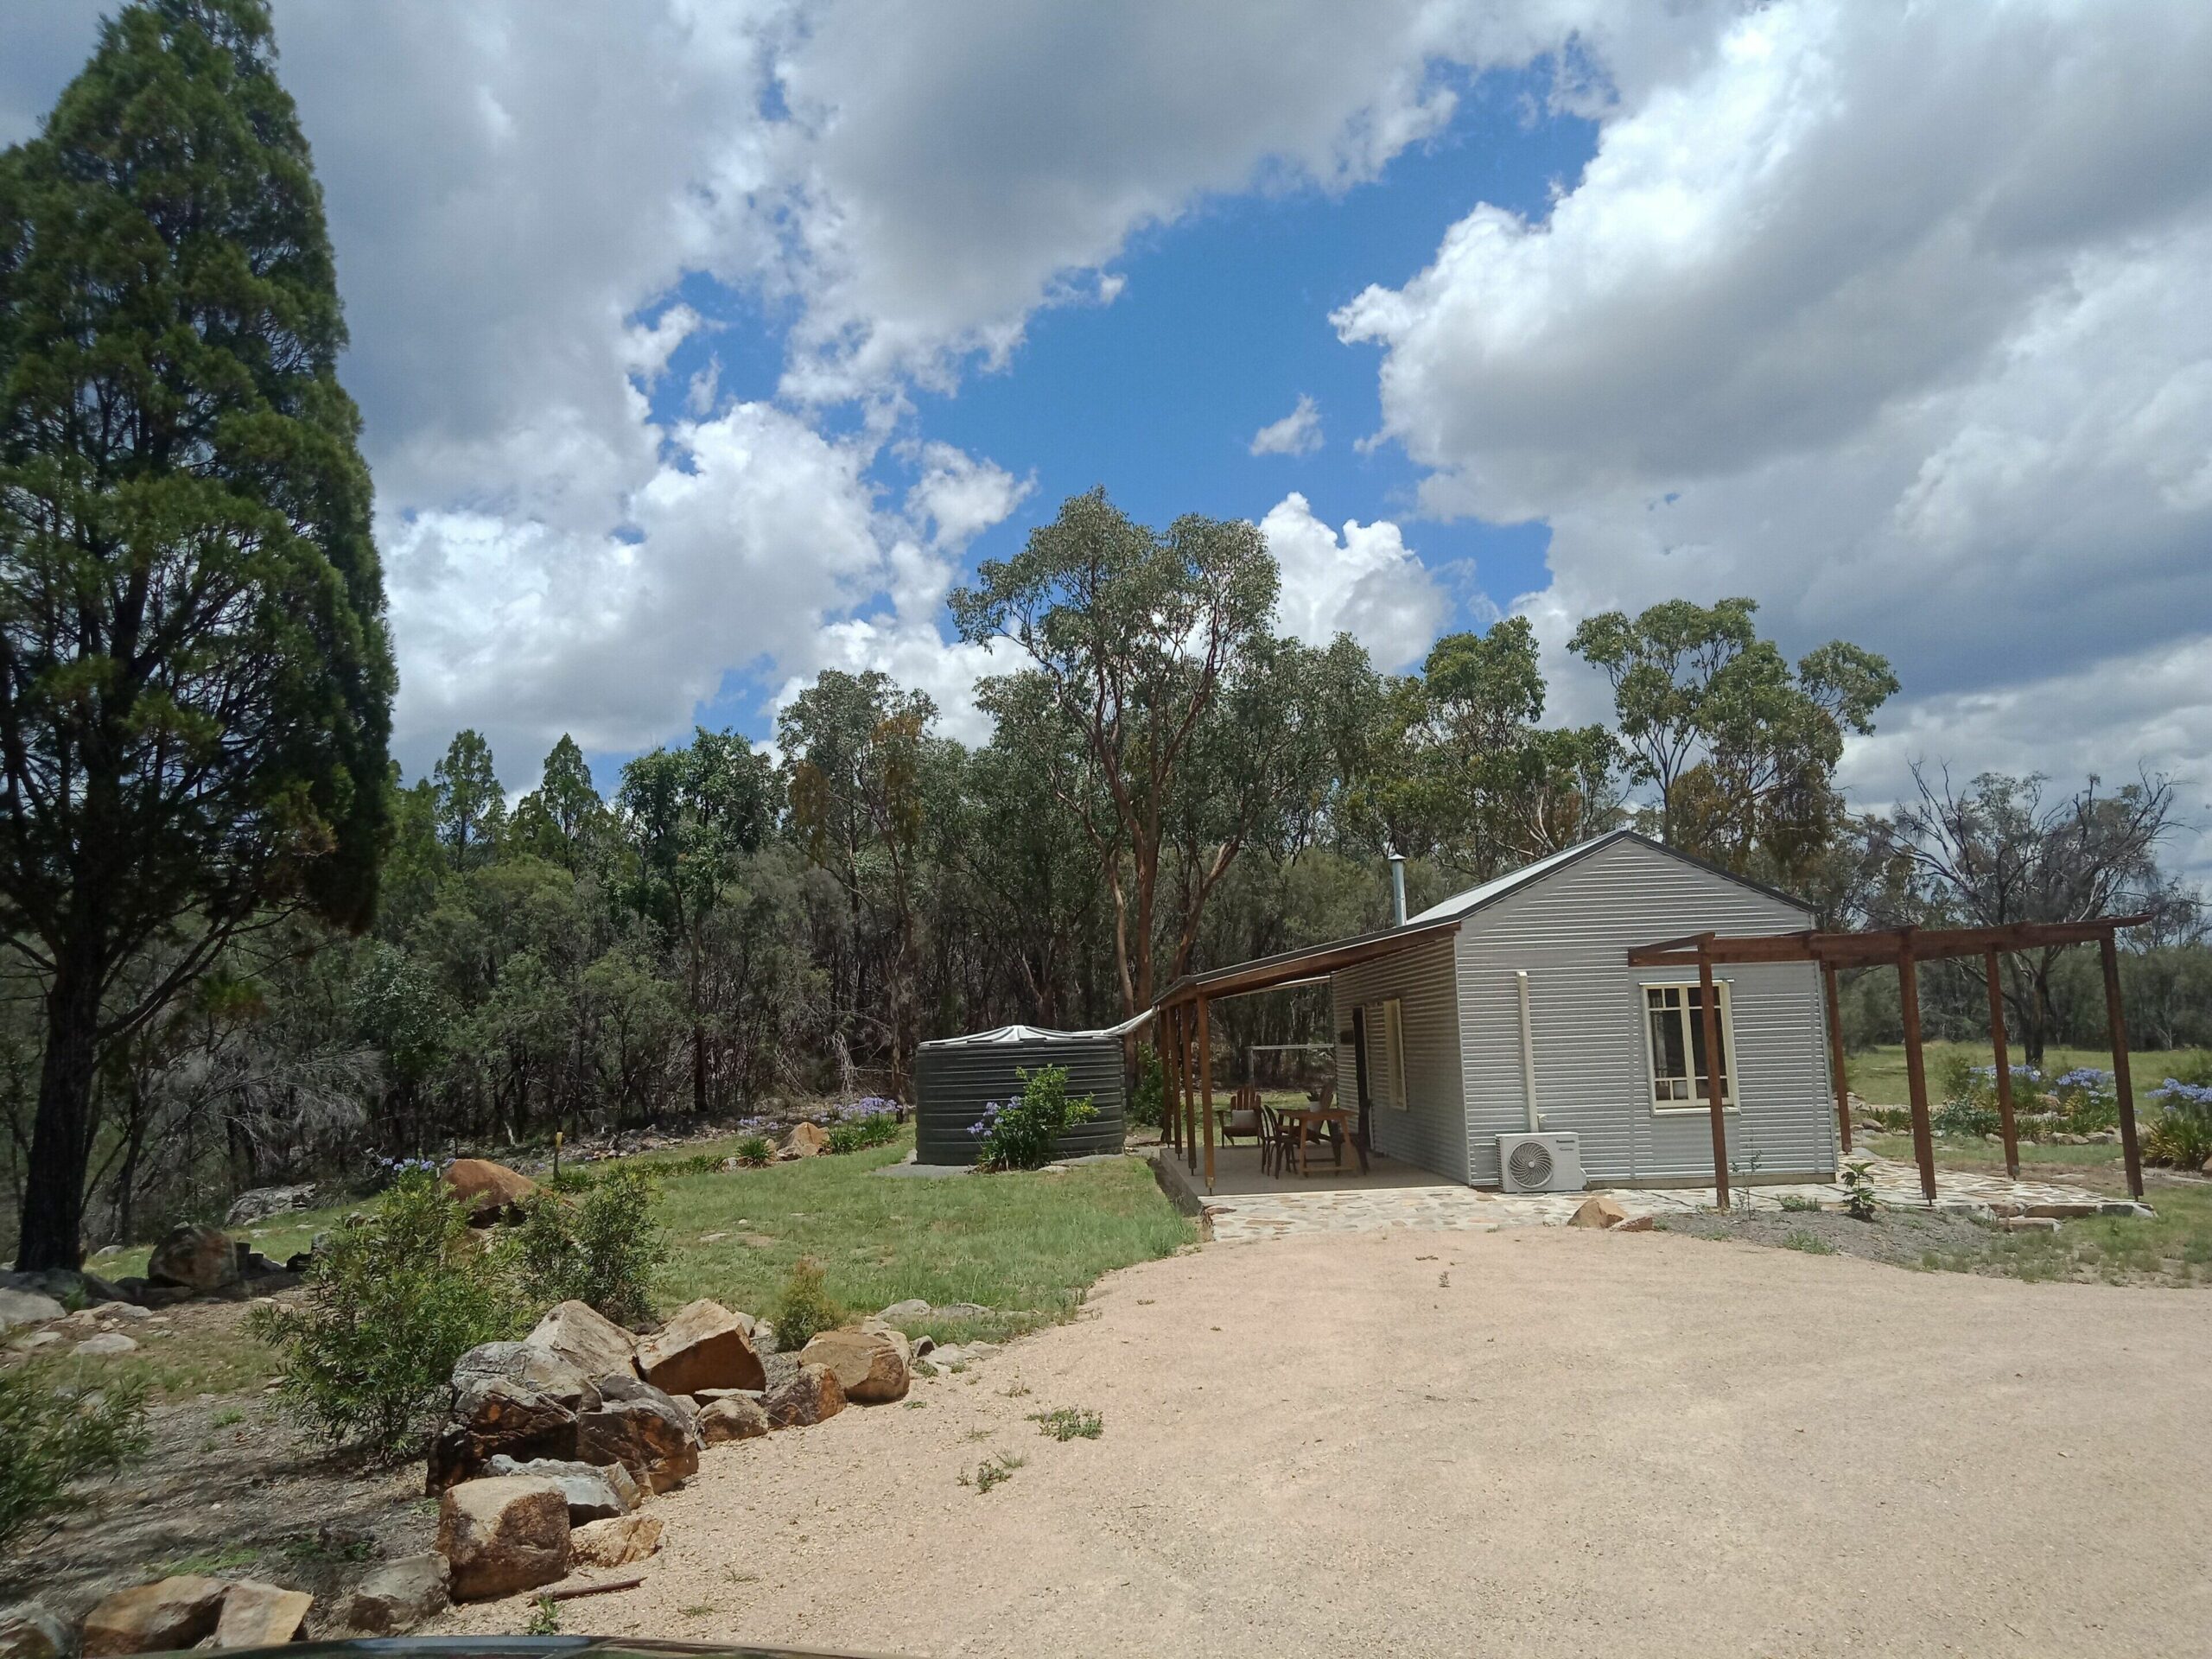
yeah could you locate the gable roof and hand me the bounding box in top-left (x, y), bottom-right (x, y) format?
top-left (1404, 829), bottom-right (1815, 925)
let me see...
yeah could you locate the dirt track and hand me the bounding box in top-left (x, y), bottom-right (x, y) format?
top-left (442, 1228), bottom-right (2212, 1657)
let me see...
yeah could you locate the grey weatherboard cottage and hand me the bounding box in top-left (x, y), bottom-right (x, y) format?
top-left (1179, 830), bottom-right (1840, 1190)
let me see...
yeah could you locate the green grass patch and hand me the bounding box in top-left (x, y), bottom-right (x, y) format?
top-left (1865, 1135), bottom-right (2212, 1287)
top-left (652, 1128), bottom-right (1191, 1343)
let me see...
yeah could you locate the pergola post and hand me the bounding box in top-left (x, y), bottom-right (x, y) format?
top-left (1198, 992), bottom-right (1216, 1193)
top-left (2100, 931), bottom-right (2145, 1201)
top-left (1184, 1001), bottom-right (1198, 1175)
top-left (1698, 943), bottom-right (1731, 1211)
top-left (1822, 960), bottom-right (1851, 1155)
top-left (1984, 947), bottom-right (2020, 1180)
top-left (1167, 1008), bottom-right (1185, 1150)
top-left (1897, 939), bottom-right (1938, 1203)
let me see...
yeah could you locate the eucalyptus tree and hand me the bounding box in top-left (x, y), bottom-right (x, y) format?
top-left (779, 671), bottom-right (939, 1091)
top-left (1569, 597), bottom-right (1893, 874)
top-left (952, 489), bottom-right (1278, 1020)
top-left (618, 728), bottom-right (776, 1113)
top-left (0, 0), bottom-right (392, 1268)
top-left (510, 734), bottom-right (608, 874)
top-left (1889, 766), bottom-right (2181, 1064)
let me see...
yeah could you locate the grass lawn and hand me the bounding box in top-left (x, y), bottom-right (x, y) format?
top-left (1844, 1040), bottom-right (2211, 1106)
top-left (54, 1128), bottom-right (1193, 1402)
top-left (634, 1129), bottom-right (1193, 1344)
top-left (1863, 1132), bottom-right (2212, 1287)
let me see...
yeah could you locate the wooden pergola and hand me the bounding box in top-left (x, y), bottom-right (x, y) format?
top-left (1153, 917), bottom-right (1461, 1193)
top-left (1625, 915), bottom-right (2153, 1208)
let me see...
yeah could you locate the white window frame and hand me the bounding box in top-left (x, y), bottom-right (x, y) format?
top-left (1375, 998), bottom-right (1408, 1110)
top-left (1640, 980), bottom-right (1737, 1113)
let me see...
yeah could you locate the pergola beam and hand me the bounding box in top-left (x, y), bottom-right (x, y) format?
top-left (1627, 914), bottom-right (2152, 969)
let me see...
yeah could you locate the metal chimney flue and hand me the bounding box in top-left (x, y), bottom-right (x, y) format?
top-left (1388, 849), bottom-right (1408, 927)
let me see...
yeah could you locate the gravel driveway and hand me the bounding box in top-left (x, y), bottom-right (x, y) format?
top-left (442, 1229), bottom-right (2212, 1657)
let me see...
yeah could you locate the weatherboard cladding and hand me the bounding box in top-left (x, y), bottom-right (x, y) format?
top-left (1453, 834), bottom-right (1833, 1186)
top-left (1329, 930), bottom-right (1469, 1184)
top-left (912, 1035), bottom-right (1128, 1166)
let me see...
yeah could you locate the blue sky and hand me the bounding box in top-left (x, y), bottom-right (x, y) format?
top-left (673, 63), bottom-right (1596, 750)
top-left (4, 1), bottom-right (2209, 872)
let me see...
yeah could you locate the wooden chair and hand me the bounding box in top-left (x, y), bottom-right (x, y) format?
top-left (1222, 1084), bottom-right (1262, 1146)
top-left (1260, 1103), bottom-right (1300, 1179)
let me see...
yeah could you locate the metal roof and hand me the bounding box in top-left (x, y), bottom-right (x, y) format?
top-left (918, 1008), bottom-right (1154, 1051)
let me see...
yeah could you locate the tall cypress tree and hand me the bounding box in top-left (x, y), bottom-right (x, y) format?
top-left (0, 0), bottom-right (393, 1269)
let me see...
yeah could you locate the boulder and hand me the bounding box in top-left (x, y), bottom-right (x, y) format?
top-left (145, 1224), bottom-right (239, 1294)
top-left (1567, 1194), bottom-right (1630, 1230)
top-left (427, 1343), bottom-right (601, 1491)
top-left (528, 1300), bottom-right (638, 1381)
top-left (435, 1477), bottom-right (571, 1602)
top-left (1608, 1213), bottom-right (1657, 1234)
top-left (765, 1363), bottom-right (847, 1428)
top-left (0, 1288), bottom-right (65, 1332)
top-left (226, 1184), bottom-right (319, 1226)
top-left (2001, 1215), bottom-right (2062, 1234)
top-left (636, 1299), bottom-right (765, 1395)
top-left (74, 1332), bottom-right (138, 1357)
top-left (208, 1582), bottom-right (313, 1649)
top-left (0, 1605), bottom-right (69, 1659)
top-left (779, 1122), bottom-right (830, 1159)
top-left (875, 1298), bottom-right (931, 1327)
top-left (329, 1555), bottom-right (450, 1636)
top-left (94, 1301), bottom-right (154, 1322)
top-left (485, 1455), bottom-right (639, 1522)
top-left (442, 1159), bottom-right (537, 1224)
top-left (799, 1327), bottom-right (911, 1404)
top-left (931, 1301), bottom-right (991, 1320)
top-left (569, 1513), bottom-right (664, 1569)
top-left (81, 1577), bottom-right (229, 1656)
top-left (697, 1395), bottom-right (771, 1444)
top-left (575, 1376), bottom-right (702, 1492)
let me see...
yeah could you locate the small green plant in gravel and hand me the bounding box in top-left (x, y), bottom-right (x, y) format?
top-left (1840, 1158), bottom-right (1880, 1222)
top-left (771, 1256), bottom-right (843, 1351)
top-left (1778, 1193), bottom-right (1821, 1214)
top-left (524, 1597), bottom-right (561, 1636)
top-left (960, 1451), bottom-right (1027, 1493)
top-left (1030, 1407), bottom-right (1103, 1441)
top-left (1782, 1229), bottom-right (1836, 1255)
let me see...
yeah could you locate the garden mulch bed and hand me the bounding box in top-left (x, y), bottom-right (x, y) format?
top-left (1657, 1206), bottom-right (1993, 1270)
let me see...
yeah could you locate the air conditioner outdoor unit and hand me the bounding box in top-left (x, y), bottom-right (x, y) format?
top-left (1497, 1131), bottom-right (1584, 1193)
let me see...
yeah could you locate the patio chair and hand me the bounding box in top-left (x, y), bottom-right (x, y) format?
top-left (1222, 1084), bottom-right (1262, 1146)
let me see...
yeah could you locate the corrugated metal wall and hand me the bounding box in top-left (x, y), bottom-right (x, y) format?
top-left (912, 1039), bottom-right (1128, 1166)
top-left (1330, 932), bottom-right (1469, 1183)
top-left (1455, 837), bottom-right (1834, 1186)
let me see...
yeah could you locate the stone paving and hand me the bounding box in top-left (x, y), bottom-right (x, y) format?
top-left (1156, 1150), bottom-right (2147, 1245)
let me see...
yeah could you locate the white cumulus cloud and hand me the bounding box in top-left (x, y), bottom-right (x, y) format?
top-left (1258, 493), bottom-right (1446, 671)
top-left (1250, 394), bottom-right (1323, 457)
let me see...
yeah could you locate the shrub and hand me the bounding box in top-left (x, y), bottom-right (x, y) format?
top-left (503, 1164), bottom-right (669, 1327)
top-left (251, 1171), bottom-right (518, 1453)
top-left (827, 1118), bottom-right (898, 1154)
top-left (1932, 1095), bottom-right (1999, 1140)
top-left (2145, 1079), bottom-right (2212, 1169)
top-left (731, 1135), bottom-right (775, 1167)
top-left (1126, 1046), bottom-right (1165, 1130)
top-left (0, 1367), bottom-right (148, 1552)
top-left (969, 1064), bottom-right (1096, 1172)
top-left (1777, 1192), bottom-right (1821, 1213)
top-left (771, 1256), bottom-right (842, 1352)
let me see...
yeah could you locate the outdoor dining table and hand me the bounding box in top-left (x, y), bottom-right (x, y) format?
top-left (1275, 1104), bottom-right (1369, 1177)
